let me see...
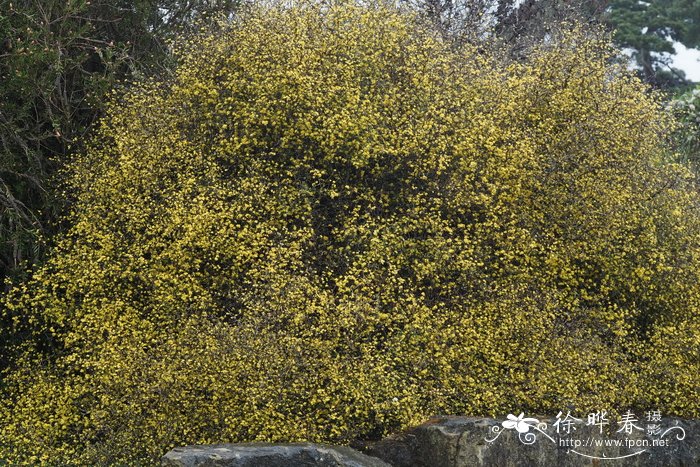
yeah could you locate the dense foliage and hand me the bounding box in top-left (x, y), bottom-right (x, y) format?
top-left (0, 0), bottom-right (134, 284)
top-left (0, 0), bottom-right (242, 375)
top-left (0, 0), bottom-right (241, 284)
top-left (2, 1), bottom-right (700, 464)
top-left (671, 86), bottom-right (700, 170)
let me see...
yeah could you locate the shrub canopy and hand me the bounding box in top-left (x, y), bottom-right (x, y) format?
top-left (2, 1), bottom-right (700, 464)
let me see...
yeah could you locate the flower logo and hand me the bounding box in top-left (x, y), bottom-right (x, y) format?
top-left (502, 413), bottom-right (540, 433)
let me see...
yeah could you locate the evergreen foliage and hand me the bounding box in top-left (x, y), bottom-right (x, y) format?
top-left (606, 0), bottom-right (700, 85)
top-left (671, 86), bottom-right (700, 169)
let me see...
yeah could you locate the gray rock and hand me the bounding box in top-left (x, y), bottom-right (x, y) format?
top-left (161, 442), bottom-right (392, 467)
top-left (363, 416), bottom-right (700, 467)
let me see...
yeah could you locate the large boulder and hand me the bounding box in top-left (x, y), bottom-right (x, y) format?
top-left (162, 416), bottom-right (700, 466)
top-left (362, 416), bottom-right (700, 467)
top-left (161, 442), bottom-right (391, 467)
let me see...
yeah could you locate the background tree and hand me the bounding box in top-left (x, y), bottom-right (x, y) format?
top-left (493, 0), bottom-right (608, 49)
top-left (0, 0), bottom-right (241, 286)
top-left (409, 0), bottom-right (700, 87)
top-left (605, 0), bottom-right (700, 87)
top-left (405, 0), bottom-right (609, 49)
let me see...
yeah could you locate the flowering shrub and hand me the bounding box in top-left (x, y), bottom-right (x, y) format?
top-left (2, 1), bottom-right (699, 464)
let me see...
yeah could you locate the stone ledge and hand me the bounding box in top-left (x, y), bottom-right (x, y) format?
top-left (161, 442), bottom-right (391, 467)
top-left (162, 416), bottom-right (700, 466)
top-left (363, 416), bottom-right (700, 467)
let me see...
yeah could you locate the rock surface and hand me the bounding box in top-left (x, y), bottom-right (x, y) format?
top-left (363, 416), bottom-right (700, 467)
top-left (162, 416), bottom-right (700, 466)
top-left (161, 442), bottom-right (391, 467)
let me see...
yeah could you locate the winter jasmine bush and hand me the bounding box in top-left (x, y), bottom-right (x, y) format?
top-left (1, 1), bottom-right (699, 464)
